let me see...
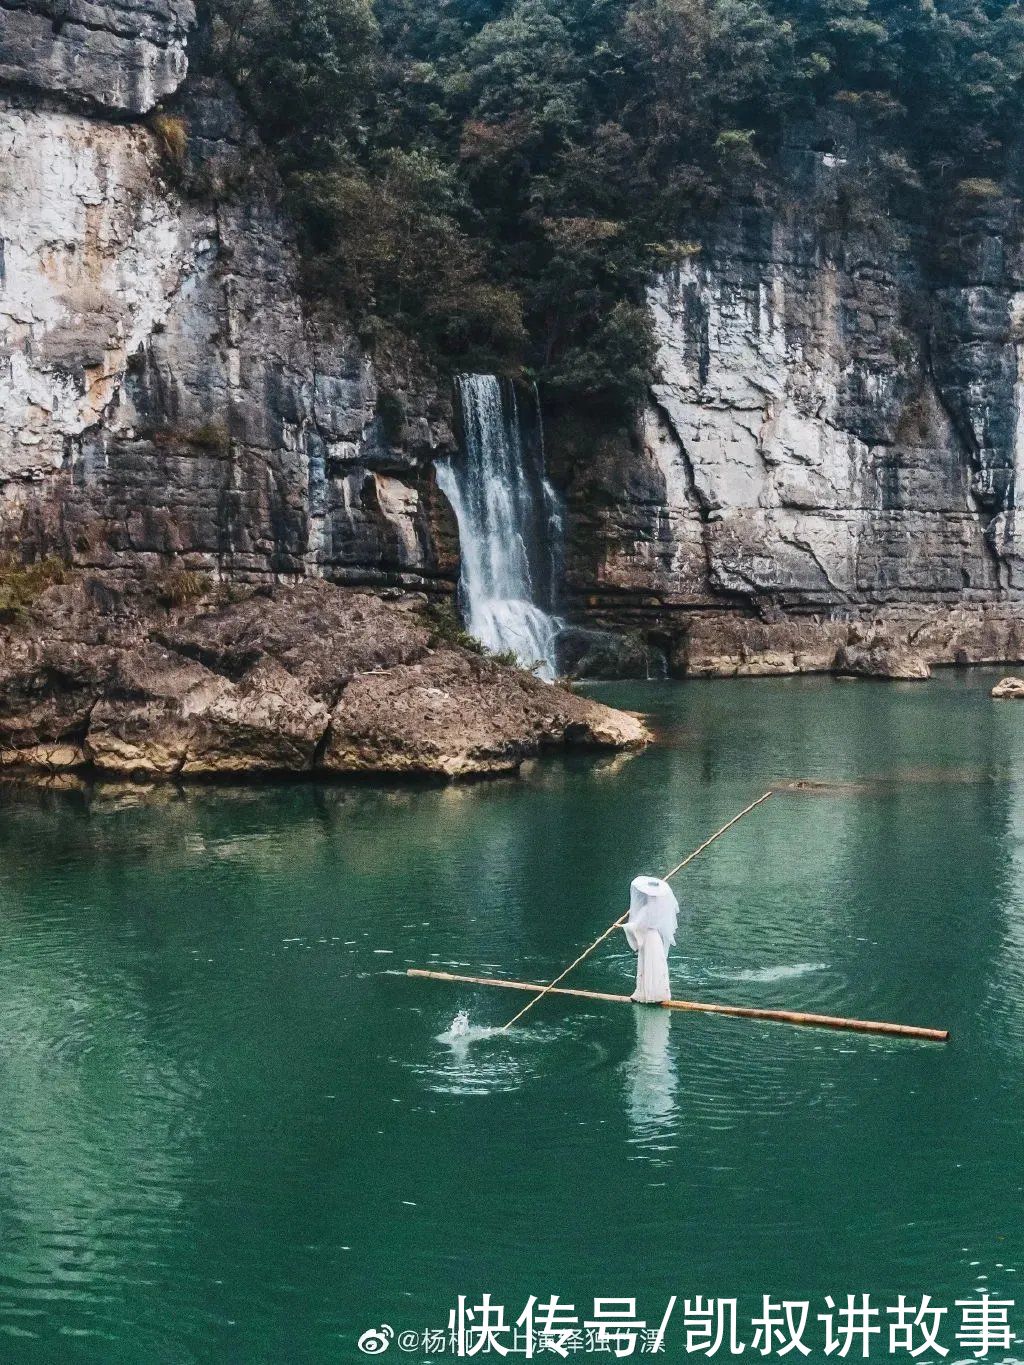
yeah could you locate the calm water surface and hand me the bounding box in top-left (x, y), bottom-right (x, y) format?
top-left (1, 673), bottom-right (1023, 1362)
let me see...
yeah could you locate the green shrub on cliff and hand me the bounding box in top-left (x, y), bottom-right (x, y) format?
top-left (423, 600), bottom-right (486, 656)
top-left (204, 0), bottom-right (378, 157)
top-left (290, 153), bottom-right (526, 362)
top-left (200, 0), bottom-right (1024, 411)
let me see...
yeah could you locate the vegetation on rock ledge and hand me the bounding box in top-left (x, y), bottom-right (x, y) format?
top-left (0, 555), bottom-right (68, 620)
top-left (200, 0), bottom-right (1024, 411)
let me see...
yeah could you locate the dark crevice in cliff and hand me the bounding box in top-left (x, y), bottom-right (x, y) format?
top-left (310, 717), bottom-right (334, 771)
top-left (777, 529), bottom-right (850, 600)
top-left (0, 76), bottom-right (144, 123)
top-left (645, 393), bottom-right (760, 612)
top-left (921, 321), bottom-right (1011, 595)
top-left (648, 395), bottom-right (712, 525)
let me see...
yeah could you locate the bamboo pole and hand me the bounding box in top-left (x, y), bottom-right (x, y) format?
top-left (409, 969), bottom-right (950, 1043)
top-left (498, 789), bottom-right (775, 1032)
top-left (660, 790), bottom-right (775, 881)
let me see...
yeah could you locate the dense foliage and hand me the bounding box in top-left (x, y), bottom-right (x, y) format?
top-left (201, 0), bottom-right (1024, 409)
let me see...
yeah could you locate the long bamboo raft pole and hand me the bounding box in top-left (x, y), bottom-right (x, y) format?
top-left (409, 969), bottom-right (950, 1043)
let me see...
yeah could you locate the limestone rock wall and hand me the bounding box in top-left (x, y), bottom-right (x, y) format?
top-left (0, 0), bottom-right (193, 114)
top-left (560, 149), bottom-right (1024, 670)
top-left (0, 18), bottom-right (456, 594)
top-left (0, 105), bottom-right (184, 479)
top-left (2, 9), bottom-right (1024, 676)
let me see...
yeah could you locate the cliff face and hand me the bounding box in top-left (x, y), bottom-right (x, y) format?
top-left (0, 0), bottom-right (191, 114)
top-left (562, 145), bottom-right (1024, 673)
top-left (0, 7), bottom-right (456, 594)
top-left (2, 12), bottom-right (1023, 678)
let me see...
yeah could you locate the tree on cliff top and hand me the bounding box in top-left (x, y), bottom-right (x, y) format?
top-left (203, 0), bottom-right (1024, 411)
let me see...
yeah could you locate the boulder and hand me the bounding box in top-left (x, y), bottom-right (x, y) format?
top-left (833, 641), bottom-right (931, 681)
top-left (156, 584), bottom-right (431, 702)
top-left (324, 649), bottom-right (648, 778)
top-left (992, 676), bottom-right (1024, 699)
top-left (86, 650), bottom-right (331, 776)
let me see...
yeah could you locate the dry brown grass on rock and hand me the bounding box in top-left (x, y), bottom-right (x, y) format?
top-left (149, 112), bottom-right (188, 171)
top-left (0, 555), bottom-right (68, 619)
top-left (152, 569), bottom-right (213, 609)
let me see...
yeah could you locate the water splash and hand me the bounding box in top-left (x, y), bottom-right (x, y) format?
top-left (436, 375), bottom-right (564, 678)
top-left (445, 1009), bottom-right (472, 1039)
top-left (437, 1010), bottom-right (502, 1047)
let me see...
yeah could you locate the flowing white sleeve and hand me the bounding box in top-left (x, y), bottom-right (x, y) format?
top-left (648, 890), bottom-right (679, 951)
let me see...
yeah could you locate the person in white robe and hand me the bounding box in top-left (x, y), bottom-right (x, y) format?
top-left (623, 875), bottom-right (679, 1003)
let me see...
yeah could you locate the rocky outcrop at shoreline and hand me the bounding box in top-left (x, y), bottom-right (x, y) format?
top-left (0, 580), bottom-right (648, 780)
top-left (672, 606), bottom-right (1024, 680)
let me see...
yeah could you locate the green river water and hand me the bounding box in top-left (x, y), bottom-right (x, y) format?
top-left (0, 672), bottom-right (1022, 1363)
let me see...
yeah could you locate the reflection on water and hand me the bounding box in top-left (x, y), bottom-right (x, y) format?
top-left (1, 670), bottom-right (1023, 1361)
top-left (623, 1009), bottom-right (678, 1164)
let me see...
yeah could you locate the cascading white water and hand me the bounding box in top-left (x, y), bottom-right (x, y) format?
top-left (436, 375), bottom-right (564, 679)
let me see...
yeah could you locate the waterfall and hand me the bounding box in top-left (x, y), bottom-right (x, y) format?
top-left (436, 375), bottom-right (564, 679)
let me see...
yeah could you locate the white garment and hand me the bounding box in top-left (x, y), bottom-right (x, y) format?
top-left (623, 875), bottom-right (679, 1003)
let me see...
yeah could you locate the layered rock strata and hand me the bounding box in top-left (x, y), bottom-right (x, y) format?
top-left (560, 152), bottom-right (1024, 676)
top-left (0, 13), bottom-right (456, 596)
top-left (2, 11), bottom-right (1024, 682)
